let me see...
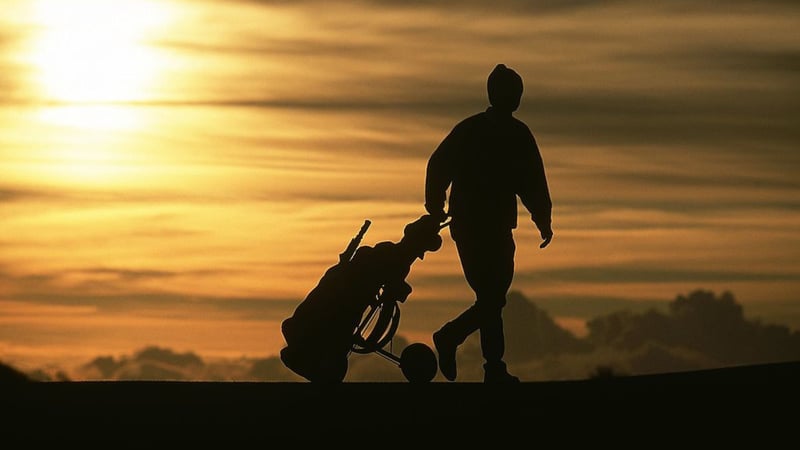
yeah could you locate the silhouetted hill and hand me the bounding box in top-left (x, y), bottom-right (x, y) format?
top-left (3, 360), bottom-right (797, 445)
top-left (0, 361), bottom-right (30, 382)
top-left (504, 291), bottom-right (593, 362)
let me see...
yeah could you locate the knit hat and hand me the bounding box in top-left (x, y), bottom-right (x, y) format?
top-left (487, 64), bottom-right (523, 112)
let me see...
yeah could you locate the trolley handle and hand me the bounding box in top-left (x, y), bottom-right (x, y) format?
top-left (339, 219), bottom-right (371, 263)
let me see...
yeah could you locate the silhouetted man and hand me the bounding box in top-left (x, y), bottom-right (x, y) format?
top-left (425, 64), bottom-right (553, 383)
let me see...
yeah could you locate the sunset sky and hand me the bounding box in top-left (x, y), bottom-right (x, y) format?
top-left (1, 0), bottom-right (798, 375)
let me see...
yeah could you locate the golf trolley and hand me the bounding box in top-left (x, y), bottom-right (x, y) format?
top-left (280, 217), bottom-right (446, 383)
top-left (349, 274), bottom-right (438, 383)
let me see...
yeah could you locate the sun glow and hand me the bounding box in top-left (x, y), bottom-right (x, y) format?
top-left (28, 0), bottom-right (172, 104)
top-left (19, 0), bottom-right (175, 183)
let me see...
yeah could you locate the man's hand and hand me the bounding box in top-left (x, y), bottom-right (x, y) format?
top-left (539, 227), bottom-right (553, 249)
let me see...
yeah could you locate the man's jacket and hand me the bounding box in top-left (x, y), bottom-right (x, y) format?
top-left (425, 107), bottom-right (552, 232)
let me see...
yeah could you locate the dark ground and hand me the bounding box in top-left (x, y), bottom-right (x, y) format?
top-left (4, 360), bottom-right (798, 445)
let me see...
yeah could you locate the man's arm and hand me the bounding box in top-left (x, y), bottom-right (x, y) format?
top-left (424, 126), bottom-right (458, 221)
top-left (517, 128), bottom-right (553, 248)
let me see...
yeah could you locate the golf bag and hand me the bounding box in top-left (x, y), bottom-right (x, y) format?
top-left (280, 216), bottom-right (443, 383)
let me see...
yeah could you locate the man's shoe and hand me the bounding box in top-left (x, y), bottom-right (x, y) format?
top-left (484, 371), bottom-right (520, 384)
top-left (433, 330), bottom-right (457, 381)
top-left (483, 362), bottom-right (520, 384)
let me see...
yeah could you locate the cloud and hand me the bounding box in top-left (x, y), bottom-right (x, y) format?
top-left (0, 185), bottom-right (244, 205)
top-left (528, 294), bottom-right (670, 319)
top-left (9, 288), bottom-right (800, 382)
top-left (3, 0), bottom-right (799, 379)
top-left (9, 0), bottom-right (799, 170)
top-left (0, 265), bottom-right (226, 305)
top-left (74, 345), bottom-right (300, 381)
top-left (2, 289), bottom-right (297, 321)
top-left (79, 346), bottom-right (203, 380)
top-left (135, 0), bottom-right (800, 182)
top-left (521, 266), bottom-right (798, 284)
top-left (68, 341), bottom-right (423, 382)
top-left (586, 289), bottom-right (800, 366)
top-left (80, 268), bottom-right (178, 281)
top-left (229, 0), bottom-right (798, 12)
top-left (0, 187), bottom-right (68, 203)
top-left (448, 289), bottom-right (800, 380)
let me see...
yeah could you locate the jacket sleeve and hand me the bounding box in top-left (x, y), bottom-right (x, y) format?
top-left (517, 127), bottom-right (552, 233)
top-left (424, 125), bottom-right (458, 216)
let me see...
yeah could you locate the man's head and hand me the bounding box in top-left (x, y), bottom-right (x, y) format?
top-left (487, 64), bottom-right (523, 113)
top-left (402, 215), bottom-right (443, 260)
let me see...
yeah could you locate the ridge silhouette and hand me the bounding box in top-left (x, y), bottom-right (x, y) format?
top-left (4, 361), bottom-right (798, 444)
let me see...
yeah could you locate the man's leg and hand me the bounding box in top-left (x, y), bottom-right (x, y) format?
top-left (434, 225), bottom-right (516, 381)
top-left (468, 230), bottom-right (515, 380)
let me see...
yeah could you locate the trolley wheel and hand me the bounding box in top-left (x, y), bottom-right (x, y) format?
top-left (399, 343), bottom-right (437, 383)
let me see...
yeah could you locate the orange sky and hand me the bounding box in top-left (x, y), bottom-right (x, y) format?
top-left (1, 0), bottom-right (798, 374)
